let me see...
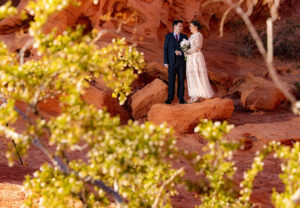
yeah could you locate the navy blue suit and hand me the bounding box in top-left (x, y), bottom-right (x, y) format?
top-left (164, 32), bottom-right (188, 101)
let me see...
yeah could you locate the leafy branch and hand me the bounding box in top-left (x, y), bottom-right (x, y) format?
top-left (0, 93), bottom-right (124, 205)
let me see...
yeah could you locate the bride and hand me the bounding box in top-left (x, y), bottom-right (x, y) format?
top-left (186, 20), bottom-right (214, 103)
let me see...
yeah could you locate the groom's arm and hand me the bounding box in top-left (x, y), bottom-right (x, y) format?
top-left (164, 34), bottom-right (169, 67)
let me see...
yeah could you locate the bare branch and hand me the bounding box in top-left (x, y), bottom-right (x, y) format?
top-left (19, 39), bottom-right (34, 66)
top-left (292, 187), bottom-right (300, 205)
top-left (93, 12), bottom-right (139, 45)
top-left (266, 19), bottom-right (273, 65)
top-left (225, 0), bottom-right (297, 105)
top-left (220, 0), bottom-right (244, 37)
top-left (219, 4), bottom-right (235, 37)
top-left (152, 168), bottom-right (184, 208)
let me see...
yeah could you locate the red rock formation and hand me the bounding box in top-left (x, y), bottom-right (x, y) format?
top-left (148, 98), bottom-right (234, 133)
top-left (241, 87), bottom-right (286, 111)
top-left (0, 0), bottom-right (273, 40)
top-left (144, 62), bottom-right (168, 82)
top-left (130, 78), bottom-right (167, 119)
top-left (82, 85), bottom-right (130, 123)
top-left (227, 117), bottom-right (300, 148)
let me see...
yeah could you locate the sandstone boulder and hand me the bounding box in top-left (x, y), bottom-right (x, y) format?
top-left (227, 117), bottom-right (300, 150)
top-left (148, 98), bottom-right (234, 133)
top-left (229, 74), bottom-right (288, 111)
top-left (38, 97), bottom-right (61, 117)
top-left (144, 62), bottom-right (168, 81)
top-left (130, 78), bottom-right (167, 119)
top-left (208, 70), bottom-right (233, 89)
top-left (241, 87), bottom-right (285, 111)
top-left (82, 85), bottom-right (129, 123)
top-left (0, 16), bottom-right (23, 35)
top-left (230, 73), bottom-right (276, 94)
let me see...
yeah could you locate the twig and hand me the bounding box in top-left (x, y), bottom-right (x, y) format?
top-left (292, 187), bottom-right (300, 205)
top-left (152, 168), bottom-right (184, 208)
top-left (93, 12), bottom-right (139, 46)
top-left (220, 4), bottom-right (235, 37)
top-left (12, 139), bottom-right (23, 165)
top-left (19, 39), bottom-right (34, 66)
top-left (219, 0), bottom-right (243, 37)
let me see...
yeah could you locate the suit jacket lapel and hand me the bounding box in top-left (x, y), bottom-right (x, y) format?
top-left (171, 33), bottom-right (176, 42)
top-left (179, 33), bottom-right (184, 42)
top-left (170, 33), bottom-right (176, 48)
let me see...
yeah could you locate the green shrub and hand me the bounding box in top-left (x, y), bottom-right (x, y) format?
top-left (274, 20), bottom-right (300, 61)
top-left (234, 32), bottom-right (257, 58)
top-left (234, 20), bottom-right (300, 61)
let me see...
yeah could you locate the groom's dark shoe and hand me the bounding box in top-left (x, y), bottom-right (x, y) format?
top-left (164, 99), bottom-right (172, 104)
top-left (179, 99), bottom-right (187, 104)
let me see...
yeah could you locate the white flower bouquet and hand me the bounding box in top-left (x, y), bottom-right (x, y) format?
top-left (180, 39), bottom-right (191, 59)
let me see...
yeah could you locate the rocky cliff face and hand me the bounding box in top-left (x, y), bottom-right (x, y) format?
top-left (0, 0), bottom-right (277, 40)
top-left (1, 0), bottom-right (298, 53)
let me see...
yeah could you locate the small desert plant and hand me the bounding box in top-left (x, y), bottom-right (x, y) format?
top-left (274, 20), bottom-right (300, 61)
top-left (273, 19), bottom-right (300, 61)
top-left (229, 19), bottom-right (245, 33)
top-left (234, 32), bottom-right (257, 58)
top-left (184, 120), bottom-right (300, 208)
top-left (234, 20), bottom-right (300, 61)
top-left (234, 29), bottom-right (266, 58)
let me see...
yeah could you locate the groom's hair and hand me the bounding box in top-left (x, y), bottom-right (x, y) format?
top-left (173, 20), bottom-right (183, 27)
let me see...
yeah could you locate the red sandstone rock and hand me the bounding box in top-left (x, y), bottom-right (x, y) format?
top-left (148, 98), bottom-right (234, 133)
top-left (241, 87), bottom-right (286, 111)
top-left (130, 78), bottom-right (167, 119)
top-left (0, 16), bottom-right (23, 35)
top-left (231, 73), bottom-right (276, 94)
top-left (82, 85), bottom-right (129, 123)
top-left (144, 62), bottom-right (168, 82)
top-left (227, 117), bottom-right (300, 149)
top-left (37, 97), bottom-right (61, 116)
top-left (207, 70), bottom-right (233, 89)
top-left (0, 0), bottom-right (265, 40)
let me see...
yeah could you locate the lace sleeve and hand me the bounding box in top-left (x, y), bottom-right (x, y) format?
top-left (188, 33), bottom-right (203, 54)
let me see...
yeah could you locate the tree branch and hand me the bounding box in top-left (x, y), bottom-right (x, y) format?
top-left (0, 94), bottom-right (124, 204)
top-left (152, 168), bottom-right (184, 208)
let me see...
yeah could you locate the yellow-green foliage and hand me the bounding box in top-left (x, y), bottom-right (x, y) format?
top-left (0, 1), bottom-right (17, 19)
top-left (0, 1), bottom-right (179, 207)
top-left (189, 120), bottom-right (300, 208)
top-left (0, 1), bottom-right (299, 208)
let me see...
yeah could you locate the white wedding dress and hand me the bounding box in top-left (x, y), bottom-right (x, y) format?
top-left (186, 32), bottom-right (214, 99)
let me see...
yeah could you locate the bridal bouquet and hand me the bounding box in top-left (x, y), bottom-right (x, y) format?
top-left (180, 39), bottom-right (191, 59)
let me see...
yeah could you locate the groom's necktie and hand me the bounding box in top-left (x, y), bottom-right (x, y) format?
top-left (175, 34), bottom-right (179, 42)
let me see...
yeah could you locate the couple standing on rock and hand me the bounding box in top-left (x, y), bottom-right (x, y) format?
top-left (164, 20), bottom-right (214, 104)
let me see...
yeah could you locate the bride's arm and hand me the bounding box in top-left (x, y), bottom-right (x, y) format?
top-left (187, 34), bottom-right (203, 54)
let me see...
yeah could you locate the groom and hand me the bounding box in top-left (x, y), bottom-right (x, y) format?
top-left (164, 20), bottom-right (188, 104)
